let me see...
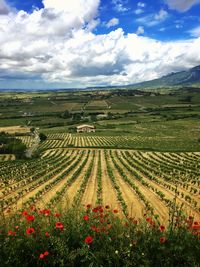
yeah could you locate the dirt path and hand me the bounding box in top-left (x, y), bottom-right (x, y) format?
top-left (61, 151), bottom-right (93, 210)
top-left (109, 151), bottom-right (144, 219)
top-left (101, 150), bottom-right (121, 212)
top-left (117, 151), bottom-right (169, 223)
top-left (81, 151), bottom-right (98, 206)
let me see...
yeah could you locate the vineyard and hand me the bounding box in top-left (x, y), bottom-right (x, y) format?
top-left (1, 148), bottom-right (200, 223)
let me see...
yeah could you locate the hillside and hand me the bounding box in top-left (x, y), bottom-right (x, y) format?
top-left (128, 65), bottom-right (200, 89)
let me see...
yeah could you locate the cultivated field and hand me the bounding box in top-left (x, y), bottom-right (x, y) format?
top-left (1, 147), bottom-right (199, 223)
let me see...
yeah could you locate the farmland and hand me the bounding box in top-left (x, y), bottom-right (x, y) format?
top-left (1, 147), bottom-right (199, 223)
top-left (0, 89), bottom-right (200, 221)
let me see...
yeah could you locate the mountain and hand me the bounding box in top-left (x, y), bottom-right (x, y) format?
top-left (127, 65), bottom-right (200, 89)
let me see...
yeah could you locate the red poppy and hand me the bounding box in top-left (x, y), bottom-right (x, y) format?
top-left (84, 236), bottom-right (93, 244)
top-left (146, 217), bottom-right (151, 223)
top-left (192, 225), bottom-right (200, 230)
top-left (26, 215), bottom-right (35, 222)
top-left (43, 209), bottom-right (51, 216)
top-left (26, 227), bottom-right (35, 235)
top-left (56, 222), bottom-right (64, 230)
top-left (44, 251), bottom-right (49, 256)
top-left (83, 215), bottom-right (89, 221)
top-left (160, 237), bottom-right (166, 244)
top-left (54, 213), bottom-right (61, 218)
top-left (8, 230), bottom-right (16, 236)
top-left (194, 221), bottom-right (199, 226)
top-left (39, 254), bottom-right (45, 259)
top-left (22, 211), bottom-right (28, 216)
top-left (87, 204), bottom-right (92, 209)
top-left (189, 216), bottom-right (193, 220)
top-left (92, 208), bottom-right (98, 213)
top-left (113, 209), bottom-right (118, 213)
top-left (45, 232), bottom-right (50, 237)
top-left (160, 225), bottom-right (165, 232)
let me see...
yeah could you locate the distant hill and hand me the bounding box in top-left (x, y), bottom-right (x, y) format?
top-left (127, 65), bottom-right (200, 89)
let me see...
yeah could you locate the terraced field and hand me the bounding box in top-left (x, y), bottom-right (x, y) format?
top-left (1, 147), bottom-right (199, 223)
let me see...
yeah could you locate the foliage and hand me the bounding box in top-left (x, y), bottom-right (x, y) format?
top-left (39, 133), bottom-right (47, 142)
top-left (0, 132), bottom-right (27, 159)
top-left (0, 205), bottom-right (200, 267)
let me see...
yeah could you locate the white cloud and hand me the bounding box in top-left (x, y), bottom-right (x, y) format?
top-left (0, 0), bottom-right (200, 88)
top-left (137, 2), bottom-right (146, 8)
top-left (0, 0), bottom-right (9, 15)
top-left (135, 8), bottom-right (144, 15)
top-left (136, 26), bottom-right (144, 35)
top-left (165, 0), bottom-right (200, 12)
top-left (106, 18), bottom-right (119, 28)
top-left (154, 9), bottom-right (168, 21)
top-left (136, 9), bottom-right (168, 27)
top-left (189, 26), bottom-right (200, 37)
top-left (112, 0), bottom-right (129, 12)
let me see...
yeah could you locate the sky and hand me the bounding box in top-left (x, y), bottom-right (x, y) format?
top-left (0, 0), bottom-right (200, 89)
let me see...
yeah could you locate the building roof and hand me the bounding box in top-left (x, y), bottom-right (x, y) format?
top-left (77, 124), bottom-right (95, 129)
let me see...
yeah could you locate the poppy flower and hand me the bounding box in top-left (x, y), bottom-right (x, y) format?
top-left (45, 232), bottom-right (50, 237)
top-left (26, 227), bottom-right (35, 235)
top-left (22, 211), bottom-right (28, 216)
top-left (56, 222), bottom-right (64, 230)
top-left (160, 237), bottom-right (166, 244)
top-left (26, 215), bottom-right (35, 222)
top-left (86, 204), bottom-right (91, 209)
top-left (83, 215), bottom-right (89, 221)
top-left (105, 205), bottom-right (110, 209)
top-left (160, 225), bottom-right (165, 232)
top-left (39, 254), bottom-right (45, 259)
top-left (54, 213), bottom-right (61, 218)
top-left (8, 230), bottom-right (16, 236)
top-left (44, 251), bottom-right (49, 256)
top-left (84, 236), bottom-right (93, 244)
top-left (43, 209), bottom-right (51, 216)
top-left (113, 209), bottom-right (118, 213)
top-left (194, 221), bottom-right (199, 226)
top-left (92, 208), bottom-right (98, 213)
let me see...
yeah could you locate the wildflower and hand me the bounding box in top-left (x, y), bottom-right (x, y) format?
top-left (86, 204), bottom-right (91, 209)
top-left (43, 209), bottom-right (51, 216)
top-left (44, 251), bottom-right (49, 256)
top-left (26, 215), bottom-right (35, 222)
top-left (22, 211), bottom-right (28, 216)
top-left (26, 227), bottom-right (35, 235)
top-left (92, 208), bottom-right (98, 213)
top-left (115, 250), bottom-right (119, 254)
top-left (194, 221), bottom-right (199, 225)
top-left (105, 205), bottom-right (110, 209)
top-left (84, 236), bottom-right (93, 244)
top-left (39, 254), bottom-right (45, 259)
top-left (56, 222), bottom-right (64, 230)
top-left (54, 213), bottom-right (61, 218)
top-left (113, 209), bottom-right (118, 213)
top-left (8, 230), bottom-right (16, 236)
top-left (45, 232), bottom-right (50, 237)
top-left (160, 225), bottom-right (165, 232)
top-left (160, 237), bottom-right (166, 244)
top-left (83, 215), bottom-right (89, 221)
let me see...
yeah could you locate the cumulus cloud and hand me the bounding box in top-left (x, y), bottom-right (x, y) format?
top-left (106, 18), bottom-right (119, 28)
top-left (0, 0), bottom-right (9, 15)
top-left (189, 26), bottom-right (200, 37)
top-left (136, 26), bottom-right (145, 35)
top-left (112, 0), bottom-right (129, 12)
top-left (137, 2), bottom-right (146, 8)
top-left (165, 0), bottom-right (200, 12)
top-left (0, 0), bottom-right (200, 88)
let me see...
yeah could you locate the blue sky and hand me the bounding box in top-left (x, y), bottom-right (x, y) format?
top-left (0, 0), bottom-right (200, 89)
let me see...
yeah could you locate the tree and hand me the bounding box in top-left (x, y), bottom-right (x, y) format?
top-left (39, 133), bottom-right (47, 142)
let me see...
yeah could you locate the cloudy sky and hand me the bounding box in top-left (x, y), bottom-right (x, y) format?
top-left (0, 0), bottom-right (200, 89)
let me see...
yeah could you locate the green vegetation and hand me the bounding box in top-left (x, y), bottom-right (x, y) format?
top-left (0, 87), bottom-right (200, 152)
top-left (0, 205), bottom-right (200, 267)
top-left (0, 132), bottom-right (27, 159)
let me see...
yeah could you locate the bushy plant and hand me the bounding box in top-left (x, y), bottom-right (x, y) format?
top-left (0, 205), bottom-right (200, 267)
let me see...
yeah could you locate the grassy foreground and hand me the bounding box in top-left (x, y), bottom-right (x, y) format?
top-left (0, 205), bottom-right (200, 267)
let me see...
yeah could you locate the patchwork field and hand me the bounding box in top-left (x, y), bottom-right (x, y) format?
top-left (1, 148), bottom-right (199, 224)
